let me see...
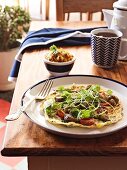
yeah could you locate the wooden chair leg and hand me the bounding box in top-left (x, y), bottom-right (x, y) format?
top-left (80, 12), bottom-right (82, 21)
top-left (101, 12), bottom-right (104, 21)
top-left (87, 12), bottom-right (92, 20)
top-left (67, 13), bottom-right (70, 21)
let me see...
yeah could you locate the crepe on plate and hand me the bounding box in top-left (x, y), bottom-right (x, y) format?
top-left (40, 84), bottom-right (123, 128)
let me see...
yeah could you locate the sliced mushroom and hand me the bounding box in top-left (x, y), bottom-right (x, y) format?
top-left (64, 114), bottom-right (78, 123)
top-left (108, 95), bottom-right (119, 106)
top-left (98, 115), bottom-right (109, 122)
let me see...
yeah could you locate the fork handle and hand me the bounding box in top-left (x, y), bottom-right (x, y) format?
top-left (5, 108), bottom-right (24, 121)
top-left (5, 97), bottom-right (36, 121)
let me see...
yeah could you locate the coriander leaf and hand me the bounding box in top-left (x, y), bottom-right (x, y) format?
top-left (80, 110), bottom-right (91, 118)
top-left (107, 89), bottom-right (113, 95)
top-left (57, 86), bottom-right (65, 92)
top-left (91, 84), bottom-right (100, 92)
top-left (50, 45), bottom-right (57, 52)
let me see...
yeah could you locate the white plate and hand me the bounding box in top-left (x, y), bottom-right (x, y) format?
top-left (22, 75), bottom-right (127, 138)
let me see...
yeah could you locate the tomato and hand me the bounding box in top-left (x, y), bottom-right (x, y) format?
top-left (56, 110), bottom-right (65, 119)
top-left (80, 118), bottom-right (95, 126)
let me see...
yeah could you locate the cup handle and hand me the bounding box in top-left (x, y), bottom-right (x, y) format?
top-left (118, 38), bottom-right (127, 60)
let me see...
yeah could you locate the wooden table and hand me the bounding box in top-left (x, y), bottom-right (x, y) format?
top-left (1, 21), bottom-right (127, 170)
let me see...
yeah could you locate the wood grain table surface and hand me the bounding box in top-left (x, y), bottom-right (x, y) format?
top-left (1, 21), bottom-right (127, 157)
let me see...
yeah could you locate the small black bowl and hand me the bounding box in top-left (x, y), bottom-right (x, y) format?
top-left (43, 56), bottom-right (76, 76)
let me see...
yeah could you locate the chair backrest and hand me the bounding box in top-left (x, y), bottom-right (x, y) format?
top-left (56, 0), bottom-right (116, 21)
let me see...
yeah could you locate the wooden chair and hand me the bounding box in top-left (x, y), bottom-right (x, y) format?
top-left (56, 0), bottom-right (116, 21)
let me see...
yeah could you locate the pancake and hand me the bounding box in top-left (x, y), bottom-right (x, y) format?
top-left (40, 84), bottom-right (123, 128)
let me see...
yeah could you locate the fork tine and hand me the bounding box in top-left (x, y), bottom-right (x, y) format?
top-left (38, 79), bottom-right (53, 97)
top-left (42, 79), bottom-right (53, 97)
top-left (37, 79), bottom-right (50, 96)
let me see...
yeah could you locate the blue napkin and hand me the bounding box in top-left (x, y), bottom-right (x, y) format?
top-left (8, 27), bottom-right (106, 81)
